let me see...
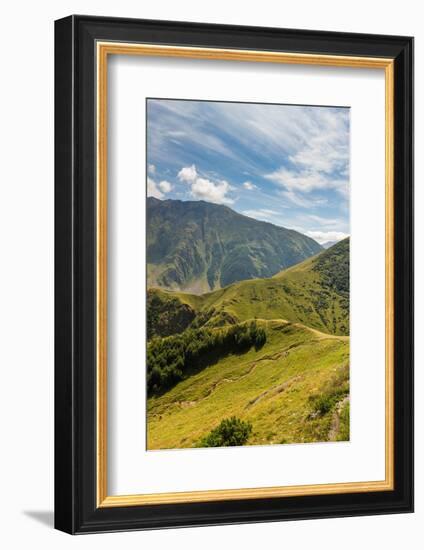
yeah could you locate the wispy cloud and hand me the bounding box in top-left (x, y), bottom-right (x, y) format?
top-left (263, 107), bottom-right (349, 206)
top-left (307, 214), bottom-right (344, 227)
top-left (243, 181), bottom-right (257, 190)
top-left (266, 168), bottom-right (346, 194)
top-left (166, 130), bottom-right (186, 138)
top-left (279, 190), bottom-right (314, 208)
top-left (242, 208), bottom-right (279, 221)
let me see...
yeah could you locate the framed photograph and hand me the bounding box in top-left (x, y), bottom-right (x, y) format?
top-left (54, 15), bottom-right (413, 534)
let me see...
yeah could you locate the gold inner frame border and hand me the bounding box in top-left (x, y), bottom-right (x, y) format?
top-left (96, 42), bottom-right (394, 508)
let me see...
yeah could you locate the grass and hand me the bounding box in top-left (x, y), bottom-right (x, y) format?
top-left (147, 320), bottom-right (349, 449)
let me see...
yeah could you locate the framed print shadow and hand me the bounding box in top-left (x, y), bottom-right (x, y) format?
top-left (54, 15), bottom-right (414, 534)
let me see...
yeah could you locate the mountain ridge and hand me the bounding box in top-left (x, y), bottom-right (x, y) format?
top-left (147, 197), bottom-right (322, 294)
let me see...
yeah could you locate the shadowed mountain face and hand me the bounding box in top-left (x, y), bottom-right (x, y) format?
top-left (147, 197), bottom-right (322, 293)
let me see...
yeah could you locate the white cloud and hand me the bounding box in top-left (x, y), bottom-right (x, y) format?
top-left (243, 181), bottom-right (257, 190)
top-left (148, 164), bottom-right (156, 174)
top-left (147, 176), bottom-right (164, 199)
top-left (177, 164), bottom-right (234, 205)
top-left (191, 177), bottom-right (233, 205)
top-left (158, 180), bottom-right (173, 193)
top-left (178, 164), bottom-right (197, 183)
top-left (306, 230), bottom-right (349, 245)
top-left (148, 177), bottom-right (173, 197)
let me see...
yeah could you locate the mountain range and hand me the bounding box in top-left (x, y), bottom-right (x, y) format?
top-left (147, 197), bottom-right (322, 294)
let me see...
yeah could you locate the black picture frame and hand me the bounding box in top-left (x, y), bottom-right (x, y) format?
top-left (55, 15), bottom-right (414, 534)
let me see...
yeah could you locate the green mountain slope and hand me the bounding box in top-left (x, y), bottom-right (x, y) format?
top-left (147, 197), bottom-right (322, 294)
top-left (148, 238), bottom-right (350, 338)
top-left (147, 290), bottom-right (196, 339)
top-left (147, 320), bottom-right (349, 449)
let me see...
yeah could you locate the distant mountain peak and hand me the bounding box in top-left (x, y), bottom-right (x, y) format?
top-left (321, 237), bottom-right (349, 249)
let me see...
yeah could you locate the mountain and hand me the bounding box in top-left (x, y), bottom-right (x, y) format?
top-left (148, 238), bottom-right (350, 338)
top-left (147, 197), bottom-right (322, 294)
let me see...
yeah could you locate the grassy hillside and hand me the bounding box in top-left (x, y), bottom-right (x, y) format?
top-left (147, 197), bottom-right (322, 293)
top-left (147, 320), bottom-right (349, 449)
top-left (148, 238), bottom-right (350, 337)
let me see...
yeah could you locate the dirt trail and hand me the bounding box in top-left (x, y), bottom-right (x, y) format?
top-left (293, 323), bottom-right (349, 342)
top-left (254, 318), bottom-right (349, 342)
top-left (328, 395), bottom-right (350, 441)
top-left (160, 319), bottom-right (349, 414)
top-left (245, 374), bottom-right (302, 409)
top-left (177, 343), bottom-right (306, 409)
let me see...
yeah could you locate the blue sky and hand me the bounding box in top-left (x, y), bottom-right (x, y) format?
top-left (146, 99), bottom-right (350, 244)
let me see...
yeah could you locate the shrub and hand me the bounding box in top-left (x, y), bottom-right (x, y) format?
top-left (198, 417), bottom-right (253, 447)
top-left (308, 364), bottom-right (349, 417)
top-left (310, 394), bottom-right (335, 415)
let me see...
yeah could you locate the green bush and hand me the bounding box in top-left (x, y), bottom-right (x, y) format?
top-left (308, 364), bottom-right (349, 417)
top-left (310, 394), bottom-right (336, 415)
top-left (198, 417), bottom-right (252, 447)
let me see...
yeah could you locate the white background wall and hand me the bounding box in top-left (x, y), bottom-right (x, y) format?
top-left (0, 0), bottom-right (420, 547)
